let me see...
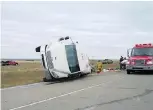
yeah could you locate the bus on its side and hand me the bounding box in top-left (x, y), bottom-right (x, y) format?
top-left (35, 37), bottom-right (91, 82)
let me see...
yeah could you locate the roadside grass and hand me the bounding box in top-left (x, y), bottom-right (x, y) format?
top-left (1, 60), bottom-right (119, 88)
top-left (90, 60), bottom-right (120, 71)
top-left (1, 61), bottom-right (44, 88)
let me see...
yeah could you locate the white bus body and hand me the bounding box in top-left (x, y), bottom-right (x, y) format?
top-left (35, 37), bottom-right (91, 81)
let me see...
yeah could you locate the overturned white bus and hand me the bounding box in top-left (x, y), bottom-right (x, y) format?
top-left (35, 36), bottom-right (92, 82)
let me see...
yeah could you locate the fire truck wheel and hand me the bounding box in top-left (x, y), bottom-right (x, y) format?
top-left (127, 70), bottom-right (131, 74)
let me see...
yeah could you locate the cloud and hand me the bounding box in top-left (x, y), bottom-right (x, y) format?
top-left (1, 1), bottom-right (153, 59)
top-left (1, 44), bottom-right (10, 47)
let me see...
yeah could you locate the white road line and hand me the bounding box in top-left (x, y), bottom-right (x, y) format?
top-left (1, 73), bottom-right (120, 91)
top-left (1, 83), bottom-right (42, 91)
top-left (9, 75), bottom-right (122, 110)
top-left (84, 106), bottom-right (96, 110)
top-left (9, 83), bottom-right (107, 110)
top-left (1, 74), bottom-right (98, 91)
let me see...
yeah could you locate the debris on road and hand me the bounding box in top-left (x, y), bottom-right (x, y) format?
top-left (102, 68), bottom-right (121, 73)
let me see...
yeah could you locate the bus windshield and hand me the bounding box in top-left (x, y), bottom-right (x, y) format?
top-left (131, 48), bottom-right (153, 56)
top-left (65, 45), bottom-right (80, 73)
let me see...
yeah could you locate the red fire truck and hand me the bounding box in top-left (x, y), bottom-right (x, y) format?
top-left (126, 43), bottom-right (153, 74)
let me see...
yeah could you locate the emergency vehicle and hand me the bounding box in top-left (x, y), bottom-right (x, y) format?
top-left (35, 36), bottom-right (92, 82)
top-left (126, 43), bottom-right (153, 74)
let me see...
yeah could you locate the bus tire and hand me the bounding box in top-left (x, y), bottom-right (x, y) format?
top-left (43, 77), bottom-right (48, 82)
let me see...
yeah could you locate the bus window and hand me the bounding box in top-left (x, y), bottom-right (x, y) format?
top-left (65, 45), bottom-right (80, 73)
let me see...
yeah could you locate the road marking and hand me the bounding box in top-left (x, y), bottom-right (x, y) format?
top-left (1, 73), bottom-right (121, 91)
top-left (9, 83), bottom-right (107, 110)
top-left (1, 83), bottom-right (42, 91)
top-left (9, 74), bottom-right (123, 110)
top-left (1, 74), bottom-right (97, 91)
top-left (84, 106), bottom-right (96, 110)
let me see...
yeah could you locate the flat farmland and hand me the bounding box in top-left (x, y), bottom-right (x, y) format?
top-left (1, 61), bottom-right (44, 88)
top-left (1, 60), bottom-right (119, 88)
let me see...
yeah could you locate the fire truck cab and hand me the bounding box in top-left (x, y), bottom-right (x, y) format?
top-left (126, 43), bottom-right (153, 74)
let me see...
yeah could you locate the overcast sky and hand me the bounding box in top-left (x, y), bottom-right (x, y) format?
top-left (1, 1), bottom-right (153, 59)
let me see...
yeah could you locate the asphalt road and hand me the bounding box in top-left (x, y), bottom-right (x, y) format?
top-left (2, 72), bottom-right (153, 110)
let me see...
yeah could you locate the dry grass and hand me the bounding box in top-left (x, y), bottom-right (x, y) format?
top-left (1, 60), bottom-right (119, 88)
top-left (90, 60), bottom-right (120, 70)
top-left (1, 61), bottom-right (44, 88)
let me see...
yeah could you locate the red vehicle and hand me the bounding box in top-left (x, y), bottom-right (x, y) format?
top-left (8, 61), bottom-right (18, 65)
top-left (126, 43), bottom-right (153, 74)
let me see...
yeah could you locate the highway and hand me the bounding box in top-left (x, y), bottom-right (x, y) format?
top-left (2, 72), bottom-right (153, 110)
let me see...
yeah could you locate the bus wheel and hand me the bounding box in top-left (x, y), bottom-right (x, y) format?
top-left (43, 77), bottom-right (48, 82)
top-left (43, 77), bottom-right (53, 82)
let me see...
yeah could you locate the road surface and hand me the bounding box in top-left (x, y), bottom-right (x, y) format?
top-left (2, 72), bottom-right (153, 110)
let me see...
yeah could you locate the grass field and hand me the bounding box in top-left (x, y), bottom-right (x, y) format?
top-left (90, 60), bottom-right (120, 70)
top-left (1, 60), bottom-right (119, 88)
top-left (1, 61), bottom-right (44, 88)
